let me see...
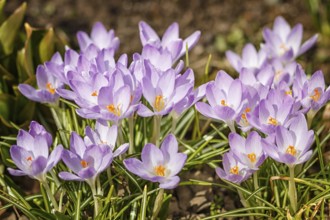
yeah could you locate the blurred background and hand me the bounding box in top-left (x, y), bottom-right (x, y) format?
top-left (5, 0), bottom-right (330, 83)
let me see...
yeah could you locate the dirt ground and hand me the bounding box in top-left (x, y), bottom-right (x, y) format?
top-left (4, 0), bottom-right (330, 219)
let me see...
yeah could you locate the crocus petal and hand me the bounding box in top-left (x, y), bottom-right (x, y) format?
top-left (123, 158), bottom-right (154, 179)
top-left (31, 156), bottom-right (47, 177)
top-left (61, 150), bottom-right (84, 174)
top-left (162, 22), bottom-right (179, 46)
top-left (45, 145), bottom-right (63, 172)
top-left (195, 102), bottom-right (218, 119)
top-left (226, 50), bottom-right (241, 72)
top-left (70, 132), bottom-right (86, 157)
top-left (166, 153), bottom-right (187, 176)
top-left (159, 176), bottom-right (180, 189)
top-left (298, 34), bottom-right (318, 56)
top-left (139, 21), bottom-right (160, 46)
top-left (137, 104), bottom-right (155, 117)
top-left (141, 143), bottom-right (164, 170)
top-left (160, 134), bottom-right (178, 163)
top-left (7, 168), bottom-right (26, 176)
top-left (59, 172), bottom-right (84, 181)
top-left (295, 150), bottom-right (312, 165)
top-left (113, 143), bottom-right (129, 157)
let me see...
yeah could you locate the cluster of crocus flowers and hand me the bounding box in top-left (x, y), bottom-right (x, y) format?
top-left (195, 16), bottom-right (325, 185)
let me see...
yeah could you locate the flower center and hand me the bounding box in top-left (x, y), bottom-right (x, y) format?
top-left (268, 117), bottom-right (278, 126)
top-left (279, 43), bottom-right (288, 55)
top-left (91, 91), bottom-right (98, 96)
top-left (220, 99), bottom-right (227, 106)
top-left (154, 165), bottom-right (166, 176)
top-left (310, 88), bottom-right (321, 102)
top-left (230, 166), bottom-right (239, 175)
top-left (154, 95), bottom-right (165, 112)
top-left (80, 160), bottom-right (89, 168)
top-left (106, 104), bottom-right (121, 116)
top-left (285, 90), bottom-right (292, 96)
top-left (26, 156), bottom-right (33, 161)
top-left (241, 108), bottom-right (251, 125)
top-left (247, 153), bottom-right (256, 163)
top-left (286, 145), bottom-right (297, 156)
top-left (46, 82), bottom-right (56, 94)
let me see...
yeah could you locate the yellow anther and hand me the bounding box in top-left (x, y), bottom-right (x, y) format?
top-left (106, 104), bottom-right (121, 116)
top-left (154, 165), bottom-right (166, 176)
top-left (220, 99), bottom-right (227, 106)
top-left (286, 145), bottom-right (297, 156)
top-left (26, 156), bottom-right (33, 162)
top-left (285, 90), bottom-right (292, 96)
top-left (268, 117), bottom-right (278, 126)
top-left (154, 95), bottom-right (165, 112)
top-left (91, 91), bottom-right (98, 96)
top-left (247, 153), bottom-right (256, 163)
top-left (230, 166), bottom-right (239, 175)
top-left (46, 82), bottom-right (56, 94)
top-left (80, 160), bottom-right (88, 168)
top-left (310, 88), bottom-right (321, 102)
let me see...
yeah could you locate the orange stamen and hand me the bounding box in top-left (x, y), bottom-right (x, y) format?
top-left (220, 99), bottom-right (227, 106)
top-left (310, 88), bottom-right (321, 102)
top-left (106, 104), bottom-right (121, 116)
top-left (46, 82), bottom-right (55, 94)
top-left (230, 166), bottom-right (239, 175)
top-left (154, 165), bottom-right (166, 176)
top-left (91, 91), bottom-right (98, 96)
top-left (80, 160), bottom-right (88, 168)
top-left (286, 145), bottom-right (297, 156)
top-left (247, 153), bottom-right (256, 163)
top-left (268, 117), bottom-right (278, 126)
top-left (154, 95), bottom-right (165, 112)
top-left (26, 156), bottom-right (33, 161)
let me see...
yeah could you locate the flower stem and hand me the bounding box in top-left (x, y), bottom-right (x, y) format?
top-left (117, 121), bottom-right (124, 147)
top-left (128, 116), bottom-right (135, 154)
top-left (307, 110), bottom-right (316, 129)
top-left (151, 188), bottom-right (164, 220)
top-left (152, 115), bottom-right (162, 146)
top-left (237, 189), bottom-right (253, 220)
top-left (171, 113), bottom-right (179, 134)
top-left (227, 121), bottom-right (236, 133)
top-left (89, 180), bottom-right (99, 218)
top-left (288, 165), bottom-right (297, 214)
top-left (50, 107), bottom-right (68, 147)
top-left (42, 180), bottom-right (59, 212)
top-left (253, 172), bottom-right (261, 206)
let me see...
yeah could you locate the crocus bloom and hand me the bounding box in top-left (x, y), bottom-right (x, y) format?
top-left (226, 43), bottom-right (267, 73)
top-left (137, 62), bottom-right (193, 117)
top-left (124, 134), bottom-right (187, 189)
top-left (229, 132), bottom-right (267, 170)
top-left (262, 16), bottom-right (318, 61)
top-left (195, 71), bottom-right (246, 131)
top-left (215, 151), bottom-right (252, 184)
top-left (263, 113), bottom-right (314, 166)
top-left (139, 21), bottom-right (201, 62)
top-left (59, 132), bottom-right (113, 183)
top-left (8, 121), bottom-right (63, 182)
top-left (77, 22), bottom-right (120, 53)
top-left (84, 121), bottom-right (128, 157)
top-left (19, 54), bottom-right (64, 104)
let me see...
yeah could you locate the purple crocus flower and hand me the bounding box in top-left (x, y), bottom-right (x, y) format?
top-left (139, 21), bottom-right (201, 62)
top-left (123, 134), bottom-right (187, 189)
top-left (262, 16), bottom-right (318, 61)
top-left (226, 43), bottom-right (267, 73)
top-left (8, 121), bottom-right (63, 182)
top-left (77, 22), bottom-right (120, 53)
top-left (300, 70), bottom-right (330, 112)
top-left (137, 61), bottom-right (193, 117)
top-left (215, 151), bottom-right (252, 184)
top-left (59, 132), bottom-right (113, 183)
top-left (195, 71), bottom-right (246, 131)
top-left (263, 113), bottom-right (314, 166)
top-left (84, 121), bottom-right (129, 157)
top-left (19, 53), bottom-right (64, 104)
top-left (229, 132), bottom-right (267, 170)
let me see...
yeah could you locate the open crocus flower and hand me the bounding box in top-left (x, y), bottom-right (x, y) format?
top-left (263, 113), bottom-right (314, 166)
top-left (195, 71), bottom-right (246, 131)
top-left (139, 21), bottom-right (201, 62)
top-left (84, 121), bottom-right (128, 157)
top-left (137, 61), bottom-right (193, 117)
top-left (229, 132), bottom-right (267, 170)
top-left (77, 22), bottom-right (120, 53)
top-left (216, 151), bottom-right (252, 184)
top-left (19, 54), bottom-right (64, 104)
top-left (59, 132), bottom-right (113, 183)
top-left (262, 16), bottom-right (318, 61)
top-left (8, 121), bottom-right (63, 182)
top-left (300, 70), bottom-right (330, 112)
top-left (123, 134), bottom-right (187, 189)
top-left (226, 43), bottom-right (267, 73)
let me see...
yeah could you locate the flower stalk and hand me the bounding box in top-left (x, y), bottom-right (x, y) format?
top-left (288, 165), bottom-right (297, 214)
top-left (151, 188), bottom-right (164, 220)
top-left (152, 115), bottom-right (162, 146)
top-left (41, 180), bottom-right (59, 212)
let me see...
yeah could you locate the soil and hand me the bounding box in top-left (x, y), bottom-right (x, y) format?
top-left (3, 0), bottom-right (330, 219)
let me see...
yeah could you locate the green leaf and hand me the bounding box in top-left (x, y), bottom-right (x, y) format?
top-left (0, 2), bottom-right (26, 55)
top-left (39, 27), bottom-right (55, 63)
